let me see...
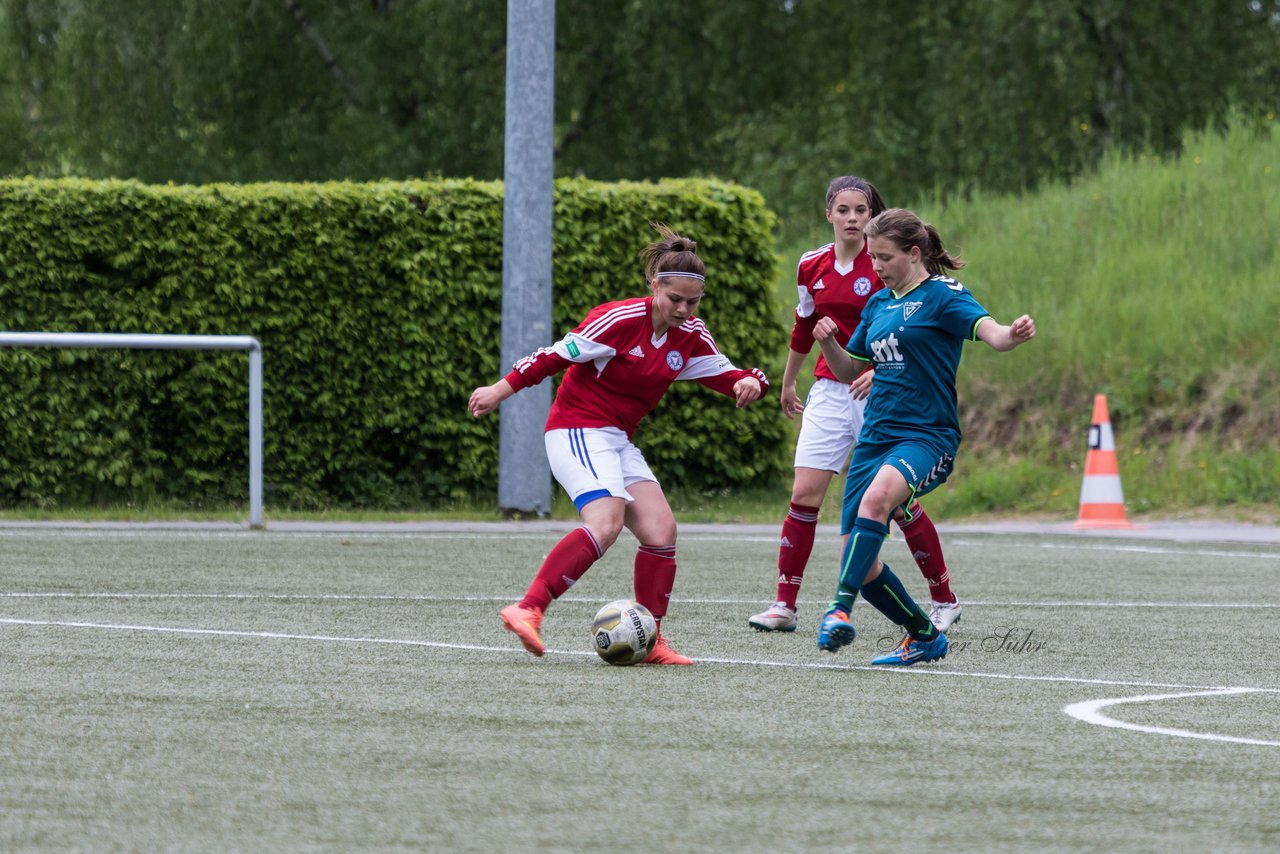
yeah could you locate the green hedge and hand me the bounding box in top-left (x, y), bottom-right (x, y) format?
top-left (0, 177), bottom-right (788, 509)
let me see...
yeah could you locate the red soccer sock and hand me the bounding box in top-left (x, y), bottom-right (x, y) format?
top-left (775, 502), bottom-right (820, 609)
top-left (633, 544), bottom-right (677, 620)
top-left (898, 504), bottom-right (954, 604)
top-left (519, 527), bottom-right (603, 612)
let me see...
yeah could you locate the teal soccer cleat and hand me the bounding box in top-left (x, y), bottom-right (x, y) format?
top-left (816, 608), bottom-right (856, 652)
top-left (870, 631), bottom-right (949, 666)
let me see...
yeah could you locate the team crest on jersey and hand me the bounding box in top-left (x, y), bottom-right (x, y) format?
top-left (903, 301), bottom-right (923, 320)
top-left (853, 276), bottom-right (872, 296)
top-left (666, 351), bottom-right (684, 371)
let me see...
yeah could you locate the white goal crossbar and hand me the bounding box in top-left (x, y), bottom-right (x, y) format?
top-left (0, 332), bottom-right (264, 529)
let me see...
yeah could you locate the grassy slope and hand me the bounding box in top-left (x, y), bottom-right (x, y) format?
top-left (771, 118), bottom-right (1280, 522)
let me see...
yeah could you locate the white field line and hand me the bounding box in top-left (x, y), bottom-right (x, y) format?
top-left (0, 527), bottom-right (1277, 560)
top-left (6, 615), bottom-right (1279, 747)
top-left (3, 615), bottom-right (1279, 696)
top-left (1062, 688), bottom-right (1280, 747)
top-left (984, 541), bottom-right (1280, 561)
top-left (3, 591), bottom-right (1279, 609)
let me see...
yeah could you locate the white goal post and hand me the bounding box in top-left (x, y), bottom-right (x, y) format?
top-left (0, 332), bottom-right (264, 529)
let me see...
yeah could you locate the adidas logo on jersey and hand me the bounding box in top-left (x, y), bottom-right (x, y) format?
top-left (628, 345), bottom-right (645, 358)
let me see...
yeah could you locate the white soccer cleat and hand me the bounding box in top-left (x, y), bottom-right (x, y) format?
top-left (748, 603), bottom-right (798, 632)
top-left (927, 598), bottom-right (962, 632)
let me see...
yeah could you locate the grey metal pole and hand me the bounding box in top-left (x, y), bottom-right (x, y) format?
top-left (498, 0), bottom-right (555, 516)
top-left (0, 331), bottom-right (265, 528)
top-left (247, 343), bottom-right (264, 529)
top-left (0, 332), bottom-right (259, 351)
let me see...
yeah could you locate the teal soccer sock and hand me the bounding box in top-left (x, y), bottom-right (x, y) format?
top-left (830, 517), bottom-right (889, 613)
top-left (860, 564), bottom-right (937, 640)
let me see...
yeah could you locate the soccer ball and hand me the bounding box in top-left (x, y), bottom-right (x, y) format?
top-left (591, 599), bottom-right (657, 666)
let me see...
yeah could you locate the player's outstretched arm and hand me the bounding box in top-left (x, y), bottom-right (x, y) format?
top-left (813, 317), bottom-right (862, 383)
top-left (468, 379), bottom-right (515, 417)
top-left (977, 314), bottom-right (1036, 352)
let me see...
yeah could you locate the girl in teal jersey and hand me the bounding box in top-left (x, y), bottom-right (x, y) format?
top-left (749, 176), bottom-right (963, 636)
top-left (812, 208), bottom-right (1036, 666)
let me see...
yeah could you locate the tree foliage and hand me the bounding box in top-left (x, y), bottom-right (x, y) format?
top-left (1, 0), bottom-right (1277, 228)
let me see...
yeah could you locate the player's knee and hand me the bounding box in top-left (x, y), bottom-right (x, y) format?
top-left (586, 527), bottom-right (620, 552)
top-left (581, 505), bottom-right (626, 550)
top-left (859, 490), bottom-right (891, 519)
top-left (791, 485), bottom-right (825, 507)
top-left (645, 517), bottom-right (677, 547)
top-left (594, 515), bottom-right (627, 547)
top-left (790, 469), bottom-right (832, 507)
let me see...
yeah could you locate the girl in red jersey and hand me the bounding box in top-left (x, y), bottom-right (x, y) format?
top-left (469, 224), bottom-right (768, 664)
top-left (748, 176), bottom-right (962, 634)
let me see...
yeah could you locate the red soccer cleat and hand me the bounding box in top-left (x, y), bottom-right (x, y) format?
top-left (499, 603), bottom-right (545, 657)
top-left (643, 632), bottom-right (693, 665)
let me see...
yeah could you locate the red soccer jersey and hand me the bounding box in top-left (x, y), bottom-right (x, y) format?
top-left (504, 296), bottom-right (769, 439)
top-left (789, 242), bottom-right (884, 382)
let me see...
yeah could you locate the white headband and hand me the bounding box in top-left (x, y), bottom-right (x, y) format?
top-left (655, 271), bottom-right (705, 282)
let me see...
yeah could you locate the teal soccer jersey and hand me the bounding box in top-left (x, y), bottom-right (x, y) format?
top-left (846, 274), bottom-right (991, 449)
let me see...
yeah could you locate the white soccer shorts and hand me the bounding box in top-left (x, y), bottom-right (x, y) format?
top-left (544, 427), bottom-right (658, 511)
top-left (793, 377), bottom-right (867, 472)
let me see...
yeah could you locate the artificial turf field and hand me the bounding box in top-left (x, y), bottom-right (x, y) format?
top-left (2, 524), bottom-right (1278, 851)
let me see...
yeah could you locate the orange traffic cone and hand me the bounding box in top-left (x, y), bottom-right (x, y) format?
top-left (1075, 394), bottom-right (1133, 528)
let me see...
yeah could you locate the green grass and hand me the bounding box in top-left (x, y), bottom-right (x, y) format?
top-left (888, 115), bottom-right (1280, 419)
top-left (3, 526), bottom-right (1279, 850)
top-left (767, 116), bottom-right (1280, 519)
